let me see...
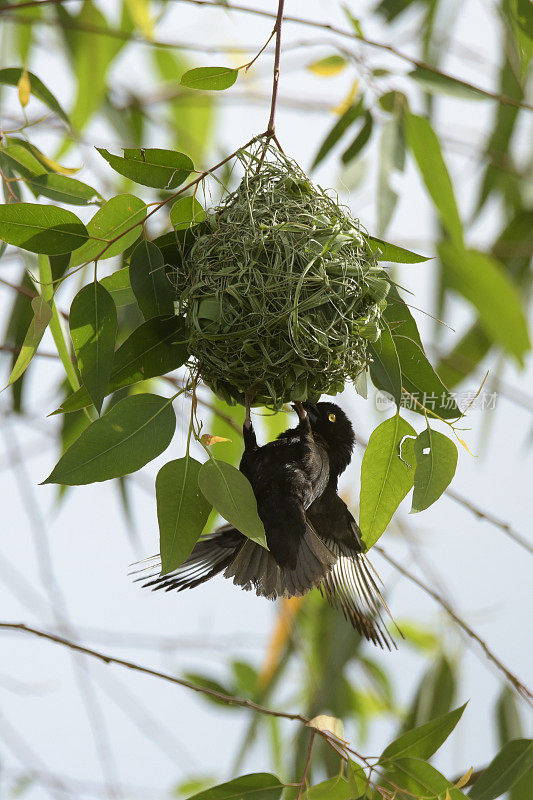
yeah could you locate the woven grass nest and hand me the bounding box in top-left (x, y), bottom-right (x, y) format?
top-left (174, 141), bottom-right (390, 409)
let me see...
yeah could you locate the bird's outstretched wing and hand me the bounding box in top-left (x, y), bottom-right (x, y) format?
top-left (134, 522), bottom-right (334, 599)
top-left (307, 486), bottom-right (401, 650)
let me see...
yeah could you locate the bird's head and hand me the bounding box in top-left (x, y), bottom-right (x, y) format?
top-left (292, 401), bottom-right (355, 479)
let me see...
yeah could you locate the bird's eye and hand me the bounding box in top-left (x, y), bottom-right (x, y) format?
top-left (328, 413), bottom-right (336, 422)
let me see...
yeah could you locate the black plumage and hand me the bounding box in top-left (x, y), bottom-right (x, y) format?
top-left (138, 401), bottom-right (399, 649)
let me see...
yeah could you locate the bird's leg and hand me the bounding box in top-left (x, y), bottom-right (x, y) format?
top-left (294, 402), bottom-right (307, 420)
top-left (243, 393), bottom-right (257, 451)
top-left (244, 393), bottom-right (252, 429)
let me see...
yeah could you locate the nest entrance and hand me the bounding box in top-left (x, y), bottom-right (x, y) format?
top-left (174, 141), bottom-right (388, 409)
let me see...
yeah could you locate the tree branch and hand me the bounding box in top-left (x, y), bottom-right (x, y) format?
top-left (267, 0), bottom-right (285, 135)
top-left (2, 2), bottom-right (532, 113)
top-left (375, 546), bottom-right (533, 706)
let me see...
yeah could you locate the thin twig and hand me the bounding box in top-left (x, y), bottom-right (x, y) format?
top-left (375, 545), bottom-right (533, 705)
top-left (297, 730), bottom-right (316, 800)
top-left (2, 3), bottom-right (531, 112)
top-left (0, 622), bottom-right (311, 723)
top-left (267, 0), bottom-right (285, 135)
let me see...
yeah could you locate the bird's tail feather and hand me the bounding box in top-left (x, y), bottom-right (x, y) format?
top-left (135, 524), bottom-right (399, 648)
top-left (320, 552), bottom-right (400, 650)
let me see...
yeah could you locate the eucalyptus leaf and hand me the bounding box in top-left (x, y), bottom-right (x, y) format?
top-left (409, 67), bottom-right (488, 100)
top-left (97, 147), bottom-right (193, 189)
top-left (469, 740), bottom-right (533, 800)
top-left (181, 67), bottom-right (238, 91)
top-left (100, 267), bottom-right (136, 308)
top-left (170, 196), bottom-right (206, 230)
top-left (54, 316), bottom-right (189, 414)
top-left (130, 240), bottom-right (174, 319)
top-left (157, 457), bottom-right (212, 574)
top-left (185, 772), bottom-right (284, 800)
top-left (368, 236), bottom-right (429, 263)
top-left (0, 67), bottom-right (70, 124)
top-left (303, 777), bottom-right (352, 799)
top-left (312, 100), bottom-right (364, 169)
top-left (359, 414), bottom-right (416, 549)
top-left (387, 758), bottom-right (467, 800)
top-left (43, 393), bottom-right (176, 485)
top-left (341, 111), bottom-right (373, 164)
top-left (7, 296), bottom-right (52, 386)
top-left (198, 459), bottom-right (267, 548)
top-left (0, 203), bottom-right (88, 255)
top-left (438, 243), bottom-right (530, 365)
top-left (69, 281), bottom-right (117, 414)
top-left (368, 321), bottom-right (402, 405)
top-left (69, 194), bottom-right (147, 268)
top-left (411, 428), bottom-right (457, 512)
top-left (381, 704), bottom-right (466, 762)
top-left (405, 112), bottom-right (463, 247)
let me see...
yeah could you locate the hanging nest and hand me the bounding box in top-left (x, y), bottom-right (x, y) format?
top-left (173, 141), bottom-right (390, 409)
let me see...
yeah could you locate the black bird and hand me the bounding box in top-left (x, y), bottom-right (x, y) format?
top-left (139, 401), bottom-right (398, 649)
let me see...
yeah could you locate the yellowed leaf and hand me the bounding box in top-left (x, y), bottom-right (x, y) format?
top-left (456, 436), bottom-right (477, 457)
top-left (17, 68), bottom-right (31, 109)
top-left (124, 0), bottom-right (155, 39)
top-left (200, 434), bottom-right (232, 446)
top-left (332, 78), bottom-right (359, 114)
top-left (454, 766), bottom-right (473, 788)
top-left (307, 715), bottom-right (346, 742)
top-left (307, 55), bottom-right (347, 77)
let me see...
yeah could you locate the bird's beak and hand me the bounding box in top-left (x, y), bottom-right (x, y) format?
top-left (292, 401), bottom-right (319, 423)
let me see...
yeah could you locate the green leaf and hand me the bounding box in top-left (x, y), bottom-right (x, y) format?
top-left (403, 654), bottom-right (456, 731)
top-left (411, 428), bottom-right (457, 512)
top-left (307, 55), bottom-right (347, 76)
top-left (24, 173), bottom-right (102, 206)
top-left (469, 740), bottom-right (533, 800)
top-left (496, 687), bottom-right (523, 746)
top-left (67, 0), bottom-right (128, 133)
top-left (348, 762), bottom-right (368, 798)
top-left (153, 50), bottom-right (215, 167)
top-left (180, 66), bottom-right (239, 91)
top-left (129, 240), bottom-right (174, 320)
top-left (381, 704), bottom-right (466, 763)
top-left (69, 281), bottom-right (117, 414)
top-left (368, 321), bottom-right (402, 405)
top-left (7, 296), bottom-right (52, 386)
top-left (405, 112), bottom-right (463, 247)
top-left (97, 147), bottom-right (194, 190)
top-left (377, 118), bottom-right (405, 236)
top-left (0, 203), bottom-right (88, 255)
top-left (367, 236), bottom-right (429, 263)
top-left (387, 758), bottom-right (467, 799)
top-left (303, 777), bottom-right (352, 799)
top-left (312, 100), bottom-right (365, 169)
top-left (0, 68), bottom-right (70, 124)
top-left (408, 67), bottom-right (489, 100)
top-left (54, 316), bottom-right (189, 414)
top-left (198, 460), bottom-right (267, 548)
top-left (157, 457), bottom-right (212, 574)
top-left (394, 335), bottom-right (461, 420)
top-left (382, 284), bottom-right (422, 347)
top-left (43, 393), bottom-right (176, 485)
top-left (208, 398), bottom-right (244, 467)
top-left (341, 111), bottom-right (373, 164)
top-left (170, 196), bottom-right (206, 230)
top-left (184, 773), bottom-right (284, 800)
top-left (438, 243), bottom-right (530, 365)
top-left (436, 323), bottom-right (491, 389)
top-left (359, 414), bottom-right (416, 548)
top-left (69, 194), bottom-right (147, 268)
top-left (100, 267), bottom-right (135, 308)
